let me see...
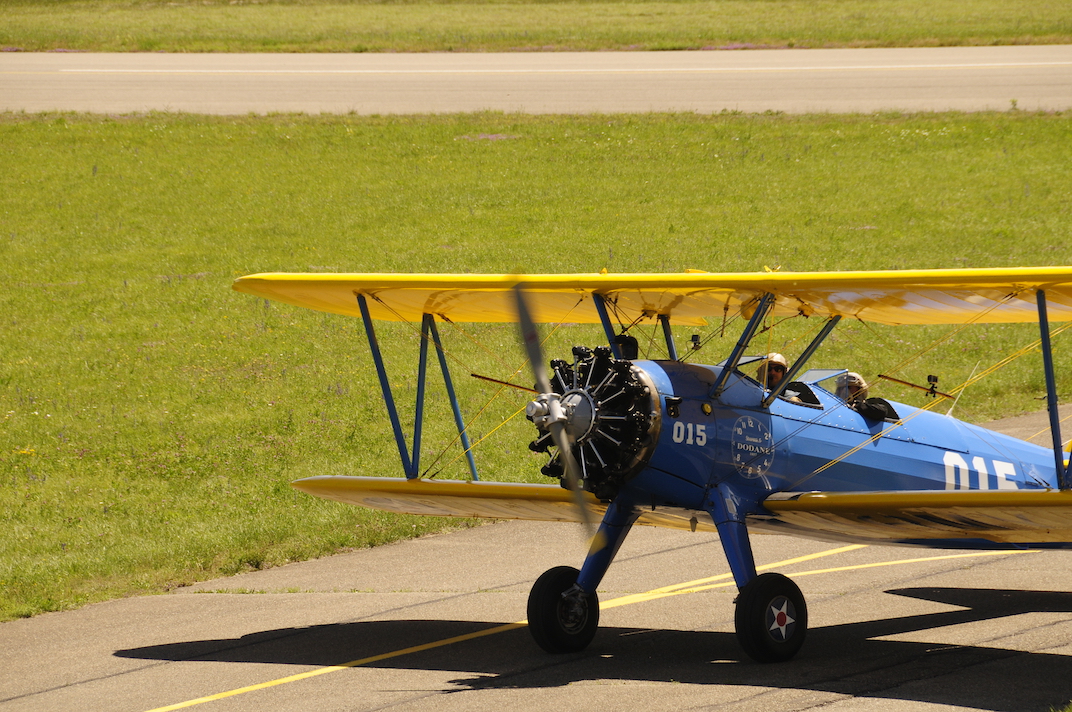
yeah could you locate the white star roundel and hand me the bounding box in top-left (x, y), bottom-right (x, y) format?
top-left (767, 597), bottom-right (796, 641)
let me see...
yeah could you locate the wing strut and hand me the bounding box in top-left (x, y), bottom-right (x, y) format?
top-left (356, 295), bottom-right (479, 480)
top-left (592, 293), bottom-right (623, 359)
top-left (659, 314), bottom-right (679, 360)
top-left (426, 314), bottom-right (480, 481)
top-left (711, 292), bottom-right (776, 397)
top-left (358, 294), bottom-right (413, 477)
top-left (763, 316), bottom-right (842, 407)
top-left (1036, 290), bottom-right (1071, 490)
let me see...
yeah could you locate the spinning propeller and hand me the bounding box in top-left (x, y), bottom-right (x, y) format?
top-left (512, 285), bottom-right (599, 539)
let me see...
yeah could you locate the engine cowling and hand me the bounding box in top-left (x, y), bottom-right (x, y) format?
top-left (528, 346), bottom-right (661, 500)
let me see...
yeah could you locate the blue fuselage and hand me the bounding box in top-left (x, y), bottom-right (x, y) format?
top-left (625, 361), bottom-right (1056, 516)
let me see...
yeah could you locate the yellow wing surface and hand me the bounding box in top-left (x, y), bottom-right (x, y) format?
top-left (293, 477), bottom-right (1072, 546)
top-left (233, 267), bottom-right (1072, 326)
top-left (291, 476), bottom-right (719, 532)
top-left (759, 489), bottom-right (1072, 546)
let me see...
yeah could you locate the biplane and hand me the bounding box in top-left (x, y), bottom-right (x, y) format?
top-left (233, 267), bottom-right (1072, 663)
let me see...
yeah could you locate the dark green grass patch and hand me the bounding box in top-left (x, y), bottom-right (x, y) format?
top-left (1, 0), bottom-right (1070, 53)
top-left (1, 110), bottom-right (1071, 620)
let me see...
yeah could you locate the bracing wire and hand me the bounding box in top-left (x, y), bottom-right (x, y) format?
top-left (788, 318), bottom-right (1072, 489)
top-left (879, 290), bottom-right (1025, 379)
top-left (425, 404), bottom-right (530, 478)
top-left (417, 298), bottom-right (588, 478)
top-left (362, 292), bottom-right (585, 479)
top-left (420, 319), bottom-right (572, 478)
top-left (440, 316), bottom-right (516, 373)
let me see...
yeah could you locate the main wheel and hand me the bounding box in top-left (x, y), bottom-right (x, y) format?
top-left (734, 572), bottom-right (808, 663)
top-left (527, 566), bottom-right (600, 653)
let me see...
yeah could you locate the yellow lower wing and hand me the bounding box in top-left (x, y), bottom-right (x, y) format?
top-left (294, 478), bottom-right (1072, 545)
top-left (760, 490), bottom-right (1072, 545)
top-left (291, 476), bottom-right (718, 533)
top-left (292, 476), bottom-right (601, 523)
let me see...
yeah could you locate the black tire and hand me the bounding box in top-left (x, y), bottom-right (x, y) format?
top-left (734, 572), bottom-right (808, 663)
top-left (527, 566), bottom-right (600, 653)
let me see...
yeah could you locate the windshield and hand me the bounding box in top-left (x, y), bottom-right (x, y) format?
top-left (797, 368), bottom-right (848, 386)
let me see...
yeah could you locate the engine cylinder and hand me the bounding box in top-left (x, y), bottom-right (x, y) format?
top-left (528, 346), bottom-right (661, 500)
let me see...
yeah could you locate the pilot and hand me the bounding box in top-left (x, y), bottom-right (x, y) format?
top-left (756, 354), bottom-right (821, 405)
top-left (756, 353), bottom-right (789, 390)
top-left (836, 372), bottom-right (899, 421)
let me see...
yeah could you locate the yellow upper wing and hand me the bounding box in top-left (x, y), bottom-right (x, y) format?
top-left (233, 267), bottom-right (1072, 326)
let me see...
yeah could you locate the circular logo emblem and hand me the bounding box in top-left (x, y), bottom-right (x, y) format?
top-left (730, 416), bottom-right (774, 479)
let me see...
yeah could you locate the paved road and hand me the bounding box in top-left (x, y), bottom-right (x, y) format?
top-left (3, 45), bottom-right (1072, 114)
top-left (3, 411), bottom-right (1072, 712)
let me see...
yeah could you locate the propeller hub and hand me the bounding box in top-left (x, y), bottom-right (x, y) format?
top-left (525, 395), bottom-right (552, 423)
top-left (562, 390), bottom-right (598, 442)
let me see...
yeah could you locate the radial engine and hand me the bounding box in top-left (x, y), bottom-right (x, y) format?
top-left (527, 346), bottom-right (661, 500)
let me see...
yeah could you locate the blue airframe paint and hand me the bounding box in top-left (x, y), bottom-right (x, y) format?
top-left (357, 294), bottom-right (413, 478)
top-left (564, 358), bottom-right (1063, 593)
top-left (426, 316), bottom-right (479, 480)
top-left (615, 360), bottom-right (1060, 534)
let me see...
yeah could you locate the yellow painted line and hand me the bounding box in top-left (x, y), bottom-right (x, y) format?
top-left (600, 544), bottom-right (866, 609)
top-left (143, 622), bottom-right (526, 712)
top-left (789, 548), bottom-right (1037, 579)
top-left (609, 549), bottom-right (1040, 600)
top-left (143, 544), bottom-right (1036, 711)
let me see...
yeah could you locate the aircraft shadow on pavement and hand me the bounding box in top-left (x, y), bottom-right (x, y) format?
top-left (116, 587), bottom-right (1072, 712)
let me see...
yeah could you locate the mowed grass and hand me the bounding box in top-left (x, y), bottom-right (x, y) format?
top-left (1, 0), bottom-right (1070, 53)
top-left (2, 109), bottom-right (1072, 620)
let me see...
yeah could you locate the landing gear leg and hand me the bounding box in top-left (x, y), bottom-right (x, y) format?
top-left (708, 487), bottom-right (808, 663)
top-left (527, 495), bottom-right (638, 653)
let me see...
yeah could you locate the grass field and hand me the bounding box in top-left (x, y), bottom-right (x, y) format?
top-left (2, 0), bottom-right (1071, 53)
top-left (2, 110), bottom-right (1071, 620)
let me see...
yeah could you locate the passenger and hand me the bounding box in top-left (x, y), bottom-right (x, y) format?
top-left (835, 371), bottom-right (866, 403)
top-left (836, 372), bottom-right (900, 421)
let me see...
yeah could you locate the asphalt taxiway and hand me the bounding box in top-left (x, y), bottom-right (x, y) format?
top-left (3, 411), bottom-right (1072, 712)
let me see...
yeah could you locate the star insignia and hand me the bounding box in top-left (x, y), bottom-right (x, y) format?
top-left (768, 598), bottom-right (795, 640)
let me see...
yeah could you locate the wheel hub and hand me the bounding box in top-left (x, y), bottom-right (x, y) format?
top-left (558, 584), bottom-right (589, 634)
top-left (765, 595), bottom-right (797, 641)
